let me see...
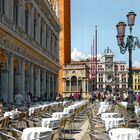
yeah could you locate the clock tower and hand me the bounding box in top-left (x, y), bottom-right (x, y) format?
top-left (104, 47), bottom-right (114, 92)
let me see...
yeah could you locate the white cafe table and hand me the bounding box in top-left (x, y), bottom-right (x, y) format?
top-left (4, 111), bottom-right (20, 119)
top-left (63, 107), bottom-right (74, 114)
top-left (101, 112), bottom-right (118, 121)
top-left (105, 118), bottom-right (124, 131)
top-left (100, 102), bottom-right (109, 106)
top-left (42, 118), bottom-right (60, 129)
top-left (109, 128), bottom-right (139, 140)
top-left (52, 112), bottom-right (68, 119)
top-left (21, 127), bottom-right (53, 140)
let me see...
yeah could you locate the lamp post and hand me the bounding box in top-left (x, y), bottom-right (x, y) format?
top-left (116, 12), bottom-right (140, 116)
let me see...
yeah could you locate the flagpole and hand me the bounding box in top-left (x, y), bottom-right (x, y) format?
top-left (95, 25), bottom-right (97, 91)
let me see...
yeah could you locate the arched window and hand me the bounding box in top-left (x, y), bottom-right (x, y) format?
top-left (0, 0), bottom-right (5, 14)
top-left (25, 8), bottom-right (29, 34)
top-left (13, 0), bottom-right (19, 25)
top-left (71, 76), bottom-right (77, 91)
top-left (40, 20), bottom-right (43, 45)
top-left (78, 80), bottom-right (82, 91)
top-left (66, 80), bottom-right (69, 91)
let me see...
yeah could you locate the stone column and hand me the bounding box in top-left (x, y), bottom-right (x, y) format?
top-left (29, 64), bottom-right (34, 94)
top-left (87, 79), bottom-right (89, 92)
top-left (63, 79), bottom-right (66, 92)
top-left (69, 80), bottom-right (71, 92)
top-left (25, 69), bottom-right (30, 93)
top-left (36, 67), bottom-right (40, 97)
top-left (8, 55), bottom-right (14, 102)
top-left (14, 71), bottom-right (20, 93)
top-left (52, 74), bottom-right (54, 99)
top-left (56, 75), bottom-right (58, 93)
top-left (1, 70), bottom-right (8, 102)
top-left (83, 78), bottom-right (86, 92)
top-left (42, 70), bottom-right (46, 95)
top-left (77, 78), bottom-right (78, 91)
top-left (54, 75), bottom-right (57, 94)
top-left (56, 38), bottom-right (59, 60)
top-left (20, 60), bottom-right (25, 96)
top-left (48, 73), bottom-right (50, 98)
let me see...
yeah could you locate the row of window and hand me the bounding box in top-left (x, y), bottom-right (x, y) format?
top-left (0, 0), bottom-right (59, 59)
top-left (98, 84), bottom-right (127, 89)
top-left (133, 79), bottom-right (140, 83)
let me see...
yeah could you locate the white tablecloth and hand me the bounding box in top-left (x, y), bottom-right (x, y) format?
top-left (120, 102), bottom-right (127, 107)
top-left (109, 128), bottom-right (139, 140)
top-left (98, 104), bottom-right (112, 114)
top-left (21, 127), bottom-right (53, 140)
top-left (105, 118), bottom-right (124, 131)
top-left (101, 112), bottom-right (118, 121)
top-left (42, 118), bottom-right (60, 129)
top-left (135, 106), bottom-right (140, 115)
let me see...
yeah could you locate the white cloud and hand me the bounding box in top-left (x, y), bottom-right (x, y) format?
top-left (71, 48), bottom-right (87, 61)
top-left (133, 61), bottom-right (140, 67)
top-left (71, 48), bottom-right (102, 61)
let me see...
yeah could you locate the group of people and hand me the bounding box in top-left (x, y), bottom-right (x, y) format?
top-left (55, 92), bottom-right (82, 102)
top-left (90, 91), bottom-right (113, 103)
top-left (14, 91), bottom-right (32, 107)
top-left (89, 90), bottom-right (140, 107)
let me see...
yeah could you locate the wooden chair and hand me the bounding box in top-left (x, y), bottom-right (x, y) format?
top-left (57, 117), bottom-right (68, 139)
top-left (88, 118), bottom-right (106, 133)
top-left (0, 127), bottom-right (56, 140)
top-left (87, 129), bottom-right (110, 140)
top-left (0, 130), bottom-right (17, 140)
top-left (66, 112), bottom-right (76, 134)
top-left (0, 116), bottom-right (10, 140)
top-left (0, 116), bottom-right (9, 128)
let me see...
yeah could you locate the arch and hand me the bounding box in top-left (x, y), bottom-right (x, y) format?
top-left (0, 53), bottom-right (7, 70)
top-left (14, 59), bottom-right (20, 72)
top-left (71, 76), bottom-right (77, 91)
top-left (106, 84), bottom-right (112, 93)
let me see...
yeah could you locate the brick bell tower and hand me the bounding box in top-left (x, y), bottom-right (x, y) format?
top-left (58, 0), bottom-right (71, 95)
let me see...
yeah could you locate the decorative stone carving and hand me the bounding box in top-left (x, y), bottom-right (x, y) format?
top-left (0, 36), bottom-right (56, 71)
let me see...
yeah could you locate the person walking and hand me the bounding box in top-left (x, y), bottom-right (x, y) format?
top-left (14, 93), bottom-right (24, 107)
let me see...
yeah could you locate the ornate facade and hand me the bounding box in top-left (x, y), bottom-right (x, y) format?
top-left (89, 47), bottom-right (128, 93)
top-left (0, 0), bottom-right (61, 103)
top-left (132, 68), bottom-right (140, 94)
top-left (63, 61), bottom-right (89, 98)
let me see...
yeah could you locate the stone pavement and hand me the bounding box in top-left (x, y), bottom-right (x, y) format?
top-left (72, 120), bottom-right (89, 140)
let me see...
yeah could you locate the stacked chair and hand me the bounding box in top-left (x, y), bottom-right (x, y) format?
top-left (0, 100), bottom-right (89, 140)
top-left (87, 107), bottom-right (110, 140)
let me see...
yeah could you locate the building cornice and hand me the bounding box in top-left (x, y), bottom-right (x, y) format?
top-left (0, 27), bottom-right (61, 71)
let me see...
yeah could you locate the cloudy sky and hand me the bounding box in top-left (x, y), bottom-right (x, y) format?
top-left (71, 0), bottom-right (140, 67)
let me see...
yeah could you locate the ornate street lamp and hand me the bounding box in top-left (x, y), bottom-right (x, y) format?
top-left (116, 12), bottom-right (140, 117)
